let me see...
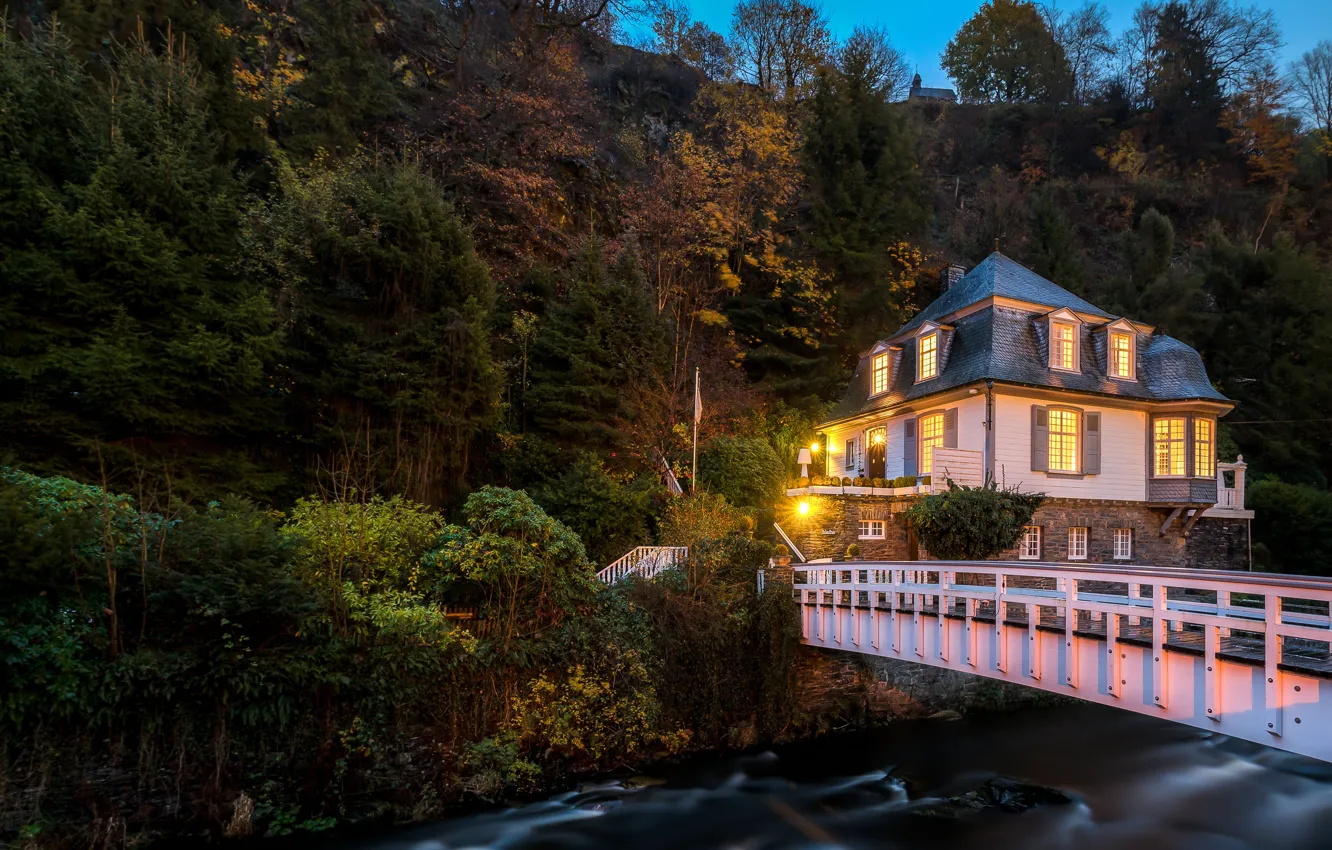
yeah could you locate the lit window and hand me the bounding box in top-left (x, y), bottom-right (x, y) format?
top-left (872, 353), bottom-right (890, 395)
top-left (1113, 528), bottom-right (1133, 560)
top-left (1019, 526), bottom-right (1041, 560)
top-left (1154, 417), bottom-right (1185, 476)
top-left (1110, 332), bottom-right (1133, 378)
top-left (1052, 323), bottom-right (1076, 371)
top-left (859, 520), bottom-right (885, 539)
top-left (918, 333), bottom-right (938, 380)
top-left (920, 412), bottom-right (945, 474)
top-left (1048, 409), bottom-right (1079, 473)
top-left (1068, 527), bottom-right (1087, 560)
top-left (1194, 418), bottom-right (1215, 478)
top-left (844, 438), bottom-right (856, 471)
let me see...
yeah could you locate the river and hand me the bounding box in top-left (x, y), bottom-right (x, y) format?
top-left (328, 704), bottom-right (1332, 850)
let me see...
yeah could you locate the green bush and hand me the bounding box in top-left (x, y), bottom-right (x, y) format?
top-left (699, 436), bottom-right (785, 511)
top-left (905, 483), bottom-right (1045, 560)
top-left (1249, 479), bottom-right (1332, 575)
top-left (532, 454), bottom-right (660, 567)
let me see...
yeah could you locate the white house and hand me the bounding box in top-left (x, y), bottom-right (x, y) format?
top-left (783, 253), bottom-right (1252, 568)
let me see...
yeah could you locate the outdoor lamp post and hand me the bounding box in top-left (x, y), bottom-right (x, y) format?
top-left (797, 447), bottom-right (812, 479)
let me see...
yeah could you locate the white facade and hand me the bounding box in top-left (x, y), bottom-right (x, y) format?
top-left (820, 390), bottom-right (1156, 502)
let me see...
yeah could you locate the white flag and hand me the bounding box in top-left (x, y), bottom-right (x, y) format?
top-left (693, 368), bottom-right (702, 423)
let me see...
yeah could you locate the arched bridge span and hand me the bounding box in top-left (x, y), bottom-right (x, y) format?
top-left (793, 562), bottom-right (1332, 762)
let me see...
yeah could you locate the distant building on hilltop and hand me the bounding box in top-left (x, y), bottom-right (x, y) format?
top-left (908, 72), bottom-right (957, 104)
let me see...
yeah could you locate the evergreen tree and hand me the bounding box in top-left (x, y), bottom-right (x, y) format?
top-left (526, 244), bottom-right (670, 452)
top-left (244, 155), bottom-right (500, 504)
top-left (0, 26), bottom-right (284, 497)
top-left (1146, 1), bottom-right (1227, 166)
top-left (1024, 190), bottom-right (1084, 294)
top-left (803, 61), bottom-right (927, 357)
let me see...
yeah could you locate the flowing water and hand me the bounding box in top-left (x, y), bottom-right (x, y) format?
top-left (330, 704), bottom-right (1332, 850)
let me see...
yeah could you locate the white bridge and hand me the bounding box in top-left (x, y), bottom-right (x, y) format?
top-left (793, 561), bottom-right (1332, 763)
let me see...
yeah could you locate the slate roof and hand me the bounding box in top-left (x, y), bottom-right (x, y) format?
top-left (909, 86), bottom-right (957, 101)
top-left (896, 253), bottom-right (1111, 337)
top-left (824, 255), bottom-right (1230, 425)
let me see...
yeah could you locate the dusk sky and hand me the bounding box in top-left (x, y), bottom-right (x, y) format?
top-left (678, 0), bottom-right (1332, 90)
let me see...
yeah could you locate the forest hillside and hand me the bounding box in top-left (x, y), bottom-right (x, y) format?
top-left (3, 0), bottom-right (1331, 570)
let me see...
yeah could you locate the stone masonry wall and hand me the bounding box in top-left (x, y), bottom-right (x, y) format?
top-left (787, 495), bottom-right (1249, 570)
top-left (794, 646), bottom-right (1052, 723)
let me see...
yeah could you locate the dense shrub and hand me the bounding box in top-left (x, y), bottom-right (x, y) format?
top-left (1250, 479), bottom-right (1332, 575)
top-left (531, 453), bottom-right (661, 567)
top-left (905, 482), bottom-right (1045, 560)
top-left (699, 436), bottom-right (786, 511)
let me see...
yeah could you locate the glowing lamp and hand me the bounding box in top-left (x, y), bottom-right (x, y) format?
top-left (797, 500), bottom-right (811, 516)
top-left (872, 431), bottom-right (885, 445)
top-left (810, 441), bottom-right (820, 453)
top-left (797, 447), bottom-right (812, 479)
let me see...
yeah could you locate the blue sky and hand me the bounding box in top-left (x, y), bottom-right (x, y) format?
top-left (677, 0), bottom-right (1332, 89)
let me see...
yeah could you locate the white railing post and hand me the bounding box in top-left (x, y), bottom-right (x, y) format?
top-left (1266, 591), bottom-right (1283, 737)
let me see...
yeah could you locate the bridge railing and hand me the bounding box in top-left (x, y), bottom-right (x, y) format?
top-left (792, 561), bottom-right (1332, 737)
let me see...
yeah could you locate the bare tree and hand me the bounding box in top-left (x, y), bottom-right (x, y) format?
top-left (1114, 0), bottom-right (1280, 103)
top-left (1290, 41), bottom-right (1332, 148)
top-left (646, 0), bottom-right (734, 78)
top-left (837, 24), bottom-right (911, 100)
top-left (730, 0), bottom-right (833, 103)
top-left (1044, 2), bottom-right (1116, 102)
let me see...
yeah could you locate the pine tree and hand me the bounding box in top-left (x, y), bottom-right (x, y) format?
top-left (803, 62), bottom-right (927, 358)
top-left (0, 26), bottom-right (284, 497)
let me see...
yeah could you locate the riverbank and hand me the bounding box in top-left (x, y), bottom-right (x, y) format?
top-left (240, 703), bottom-right (1332, 850)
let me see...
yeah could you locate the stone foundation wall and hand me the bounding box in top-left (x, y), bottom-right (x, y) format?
top-left (787, 496), bottom-right (1250, 571)
top-left (794, 646), bottom-right (1051, 723)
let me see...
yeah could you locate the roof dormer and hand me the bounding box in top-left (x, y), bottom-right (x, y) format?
top-left (913, 321), bottom-right (953, 383)
top-left (1045, 307), bottom-right (1083, 373)
top-left (1100, 317), bottom-right (1143, 381)
top-left (867, 341), bottom-right (903, 397)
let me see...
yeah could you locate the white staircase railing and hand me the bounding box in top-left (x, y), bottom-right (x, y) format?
top-left (597, 546), bottom-right (689, 584)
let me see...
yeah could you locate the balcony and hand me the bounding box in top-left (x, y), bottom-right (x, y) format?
top-left (786, 448), bottom-right (984, 498)
top-left (1201, 457), bottom-right (1253, 519)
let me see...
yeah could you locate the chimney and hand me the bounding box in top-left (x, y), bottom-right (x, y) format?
top-left (941, 264), bottom-right (965, 292)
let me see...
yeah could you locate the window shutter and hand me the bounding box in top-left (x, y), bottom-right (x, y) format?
top-left (1031, 406), bottom-right (1049, 472)
top-left (943, 408), bottom-right (958, 448)
top-left (903, 418), bottom-right (918, 477)
top-left (1083, 412), bottom-right (1101, 475)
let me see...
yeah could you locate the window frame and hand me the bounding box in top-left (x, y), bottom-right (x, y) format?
top-left (1019, 526), bottom-right (1042, 560)
top-left (858, 519), bottom-right (886, 540)
top-left (871, 352), bottom-right (891, 396)
top-left (1050, 321), bottom-right (1079, 372)
top-left (1194, 417), bottom-right (1216, 479)
top-left (1153, 416), bottom-right (1187, 478)
top-left (917, 332), bottom-right (939, 382)
top-left (844, 438), bottom-right (856, 471)
top-left (1067, 527), bottom-right (1088, 560)
top-left (919, 411), bottom-right (945, 475)
top-left (1113, 528), bottom-right (1133, 560)
top-left (1109, 331), bottom-right (1136, 380)
top-left (1047, 407), bottom-right (1080, 474)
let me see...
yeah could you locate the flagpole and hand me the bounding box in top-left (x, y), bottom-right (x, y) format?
top-left (691, 366), bottom-right (699, 494)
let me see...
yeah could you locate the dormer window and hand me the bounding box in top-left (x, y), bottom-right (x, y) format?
top-left (1051, 323), bottom-right (1077, 371)
top-left (871, 353), bottom-right (890, 395)
top-left (918, 333), bottom-right (938, 381)
top-left (1110, 331), bottom-right (1135, 379)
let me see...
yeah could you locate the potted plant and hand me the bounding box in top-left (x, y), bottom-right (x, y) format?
top-left (845, 543), bottom-right (861, 561)
top-left (772, 544), bottom-right (792, 566)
